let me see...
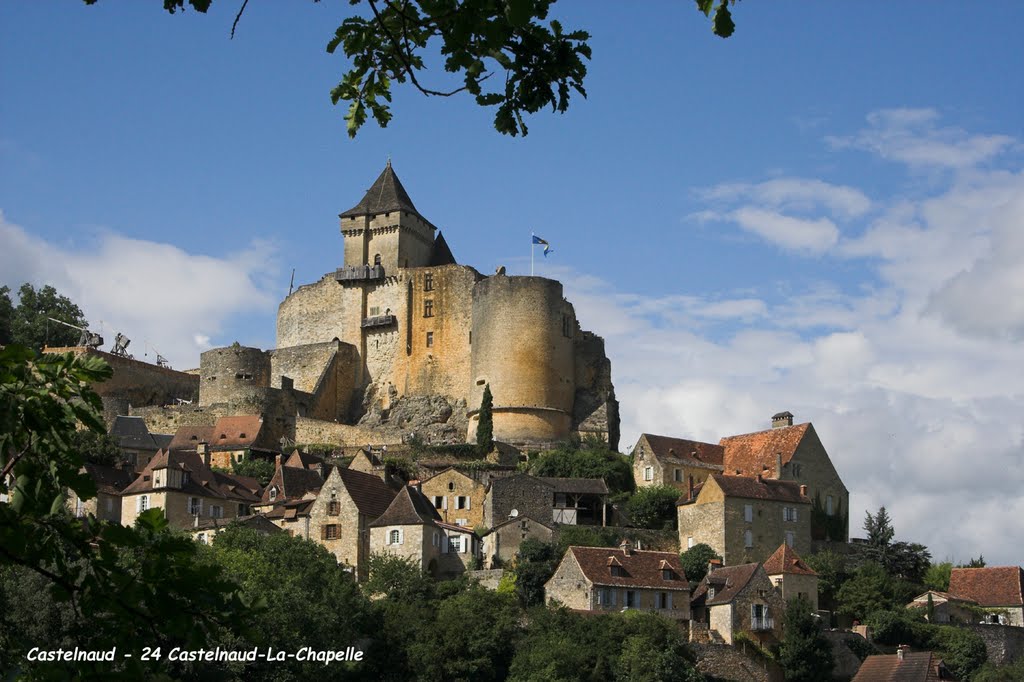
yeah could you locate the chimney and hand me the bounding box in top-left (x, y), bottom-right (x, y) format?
top-left (708, 558), bottom-right (723, 574)
top-left (756, 473), bottom-right (763, 483)
top-left (772, 411), bottom-right (794, 429)
top-left (620, 539), bottom-right (632, 556)
top-left (688, 476), bottom-right (695, 501)
top-left (196, 442), bottom-right (210, 467)
top-left (897, 644), bottom-right (909, 661)
top-left (776, 452), bottom-right (783, 479)
top-left (275, 453), bottom-right (283, 469)
top-left (800, 485), bottom-right (808, 497)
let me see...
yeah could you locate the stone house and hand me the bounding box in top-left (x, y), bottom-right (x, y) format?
top-left (420, 467), bottom-right (486, 529)
top-left (948, 566), bottom-right (1024, 626)
top-left (677, 473), bottom-right (811, 566)
top-left (631, 433), bottom-right (724, 494)
top-left (263, 498), bottom-right (316, 538)
top-left (306, 466), bottom-right (397, 580)
top-left (67, 463), bottom-right (134, 523)
top-left (348, 449), bottom-right (386, 479)
top-left (190, 513), bottom-right (284, 545)
top-left (484, 473), bottom-right (609, 528)
top-left (719, 411), bottom-right (849, 543)
top-left (435, 522), bottom-right (480, 578)
top-left (283, 449), bottom-right (328, 477)
top-left (852, 649), bottom-right (957, 681)
top-left (545, 544), bottom-right (691, 621)
top-left (691, 563), bottom-right (785, 645)
top-left (906, 591), bottom-right (979, 625)
top-left (119, 449), bottom-right (262, 529)
top-left (481, 515), bottom-right (555, 569)
top-left (763, 543), bottom-right (819, 611)
top-left (109, 415), bottom-right (172, 472)
top-left (252, 458), bottom-right (325, 513)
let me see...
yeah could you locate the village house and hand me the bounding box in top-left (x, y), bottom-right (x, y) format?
top-left (719, 411), bottom-right (849, 544)
top-left (763, 543), bottom-right (819, 611)
top-left (419, 467), bottom-right (486, 529)
top-left (167, 415), bottom-right (279, 470)
top-left (483, 473), bottom-right (609, 528)
top-left (544, 543), bottom-right (691, 620)
top-left (947, 566), bottom-right (1024, 626)
top-left (852, 648), bottom-right (957, 681)
top-left (631, 433), bottom-right (724, 494)
top-left (690, 562), bottom-right (785, 645)
top-left (252, 455), bottom-right (326, 514)
top-left (481, 515), bottom-right (555, 569)
top-left (108, 415), bottom-right (172, 472)
top-left (119, 449), bottom-right (262, 529)
top-left (67, 463), bottom-right (134, 523)
top-left (677, 473), bottom-right (812, 566)
top-left (348, 449), bottom-right (386, 480)
top-left (906, 590), bottom-right (979, 625)
top-left (190, 514), bottom-right (284, 545)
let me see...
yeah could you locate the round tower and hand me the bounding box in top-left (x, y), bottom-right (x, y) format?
top-left (468, 276), bottom-right (576, 443)
top-left (199, 345), bottom-right (272, 406)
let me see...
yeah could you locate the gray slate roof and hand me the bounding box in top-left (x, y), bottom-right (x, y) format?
top-left (339, 162), bottom-right (425, 222)
top-left (370, 486), bottom-right (441, 527)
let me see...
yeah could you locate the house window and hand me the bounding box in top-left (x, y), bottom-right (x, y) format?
top-left (153, 470), bottom-right (163, 487)
top-left (624, 591), bottom-right (637, 608)
top-left (455, 518), bottom-right (468, 527)
top-left (643, 467), bottom-right (653, 482)
top-left (597, 588), bottom-right (615, 607)
top-left (369, 305), bottom-right (381, 317)
top-left (433, 531), bottom-right (440, 547)
top-left (328, 500), bottom-right (341, 516)
top-left (744, 529), bottom-right (753, 548)
top-left (269, 486), bottom-right (278, 501)
top-left (656, 592), bottom-right (672, 609)
top-left (426, 331), bottom-right (434, 348)
top-left (662, 569), bottom-right (676, 581)
top-left (424, 273), bottom-right (434, 291)
top-left (188, 497), bottom-right (201, 516)
top-left (389, 529), bottom-right (401, 545)
top-left (238, 503), bottom-right (247, 516)
top-left (424, 299), bottom-right (434, 317)
top-left (210, 505), bottom-right (223, 518)
top-left (448, 536), bottom-right (463, 553)
top-left (448, 481), bottom-right (455, 492)
top-left (433, 495), bottom-right (445, 509)
top-left (708, 587), bottom-right (715, 599)
top-left (744, 504), bottom-right (753, 522)
top-left (792, 463), bottom-right (802, 478)
top-left (138, 495), bottom-right (150, 512)
top-left (674, 468), bottom-right (682, 483)
top-left (784, 507), bottom-right (798, 522)
top-left (105, 498), bottom-right (113, 513)
top-left (323, 524), bottom-right (339, 540)
top-left (786, 531), bottom-right (795, 547)
top-left (826, 495), bottom-right (834, 516)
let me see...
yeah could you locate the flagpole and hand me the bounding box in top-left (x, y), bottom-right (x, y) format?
top-left (530, 232), bottom-right (535, 276)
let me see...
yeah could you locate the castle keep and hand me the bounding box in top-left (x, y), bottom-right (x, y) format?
top-left (199, 163), bottom-right (620, 448)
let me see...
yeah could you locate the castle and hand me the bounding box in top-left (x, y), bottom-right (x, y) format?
top-left (150, 163), bottom-right (619, 450)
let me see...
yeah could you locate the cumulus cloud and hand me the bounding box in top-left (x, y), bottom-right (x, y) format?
top-left (700, 178), bottom-right (871, 219)
top-left (827, 108), bottom-right (1016, 169)
top-left (0, 211), bottom-right (279, 368)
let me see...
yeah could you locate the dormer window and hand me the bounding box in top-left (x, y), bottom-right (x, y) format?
top-left (662, 569), bottom-right (675, 580)
top-left (611, 565), bottom-right (626, 578)
top-left (182, 472), bottom-right (190, 485)
top-left (708, 587), bottom-right (716, 599)
top-left (269, 486), bottom-right (278, 501)
top-left (220, 434), bottom-right (227, 440)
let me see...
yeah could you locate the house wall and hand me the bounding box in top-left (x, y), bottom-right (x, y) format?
top-left (721, 496), bottom-right (811, 566)
top-left (772, 573), bottom-right (819, 612)
top-left (437, 530), bottom-right (476, 578)
top-left (544, 554), bottom-right (590, 610)
top-left (420, 469), bottom-right (486, 529)
top-left (724, 569), bottom-right (786, 645)
top-left (678, 499), bottom-right (726, 558)
top-left (308, 469), bottom-right (374, 580)
top-left (483, 518), bottom-right (554, 568)
top-left (633, 437), bottom-right (720, 492)
top-left (710, 604), bottom-right (736, 644)
top-left (370, 523), bottom-right (437, 572)
top-left (485, 475), bottom-right (552, 528)
top-left (782, 427), bottom-right (849, 542)
top-left (121, 490), bottom-right (240, 529)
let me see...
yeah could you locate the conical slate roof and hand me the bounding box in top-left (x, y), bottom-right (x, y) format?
top-left (428, 231), bottom-right (457, 266)
top-left (339, 161), bottom-right (423, 221)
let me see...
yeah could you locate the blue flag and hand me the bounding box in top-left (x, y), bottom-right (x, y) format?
top-left (532, 234), bottom-right (553, 256)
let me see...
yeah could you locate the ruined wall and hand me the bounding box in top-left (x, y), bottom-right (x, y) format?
top-left (199, 346), bottom-right (271, 406)
top-left (571, 331), bottom-right (620, 450)
top-left (46, 347), bottom-right (199, 410)
top-left (270, 341), bottom-right (359, 421)
top-left (964, 624), bottom-right (1024, 666)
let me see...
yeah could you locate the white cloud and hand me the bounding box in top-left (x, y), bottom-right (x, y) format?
top-left (730, 207), bottom-right (839, 253)
top-left (701, 178), bottom-right (871, 219)
top-left (0, 211), bottom-right (279, 368)
top-left (827, 108), bottom-right (1016, 169)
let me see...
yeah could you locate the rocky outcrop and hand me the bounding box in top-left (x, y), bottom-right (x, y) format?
top-left (357, 394), bottom-right (469, 445)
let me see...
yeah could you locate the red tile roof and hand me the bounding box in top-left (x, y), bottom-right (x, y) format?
top-left (719, 423), bottom-right (810, 477)
top-left (706, 473), bottom-right (810, 504)
top-left (692, 563), bottom-right (761, 606)
top-left (285, 449), bottom-right (326, 471)
top-left (209, 415), bottom-right (264, 449)
top-left (948, 566), bottom-right (1024, 607)
top-left (640, 434), bottom-right (725, 468)
top-left (567, 546), bottom-right (689, 590)
top-left (852, 651), bottom-right (951, 681)
top-left (763, 544), bottom-right (817, 576)
top-left (168, 425), bottom-right (215, 452)
top-left (262, 465), bottom-right (324, 504)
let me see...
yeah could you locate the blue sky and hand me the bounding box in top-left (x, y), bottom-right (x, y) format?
top-left (2, 2), bottom-right (1023, 565)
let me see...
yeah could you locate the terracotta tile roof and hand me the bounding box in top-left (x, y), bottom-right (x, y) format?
top-left (538, 477), bottom-right (609, 495)
top-left (763, 544), bottom-right (817, 576)
top-left (437, 521), bottom-right (476, 535)
top-left (284, 449), bottom-right (325, 471)
top-left (948, 566), bottom-right (1024, 607)
top-left (191, 514), bottom-right (283, 534)
top-left (337, 468), bottom-right (397, 519)
top-left (907, 591), bottom-right (977, 607)
top-left (707, 473), bottom-right (810, 504)
top-left (640, 434), bottom-right (725, 468)
top-left (567, 546), bottom-right (690, 590)
top-left (487, 514), bottom-right (554, 533)
top-left (209, 415), bottom-right (264, 449)
top-left (262, 465), bottom-right (324, 504)
top-left (121, 449), bottom-right (255, 502)
top-left (719, 423), bottom-right (811, 477)
top-left (692, 563), bottom-right (760, 606)
top-left (168, 425), bottom-right (215, 452)
top-left (83, 463), bottom-right (135, 495)
top-left (852, 651), bottom-right (951, 681)
top-left (370, 486), bottom-right (441, 527)
top-left (211, 471), bottom-right (262, 502)
top-left (263, 499), bottom-right (314, 520)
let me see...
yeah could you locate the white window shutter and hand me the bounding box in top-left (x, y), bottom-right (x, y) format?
top-left (793, 508), bottom-right (798, 521)
top-left (398, 529), bottom-right (404, 545)
top-left (136, 496), bottom-right (142, 512)
top-left (460, 535), bottom-right (467, 553)
top-left (466, 497), bottom-right (471, 510)
top-left (668, 593), bottom-right (674, 610)
top-left (442, 496), bottom-right (448, 510)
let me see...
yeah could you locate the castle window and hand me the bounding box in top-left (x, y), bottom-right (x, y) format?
top-left (424, 299), bottom-right (434, 317)
top-left (426, 331), bottom-right (434, 348)
top-left (562, 314), bottom-right (572, 338)
top-left (239, 433), bottom-right (246, 439)
top-left (424, 273), bottom-right (434, 292)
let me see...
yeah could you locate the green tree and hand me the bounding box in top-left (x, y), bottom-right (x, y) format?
top-left (779, 595), bottom-right (835, 682)
top-left (363, 552), bottom-right (436, 603)
top-left (679, 543), bottom-right (721, 585)
top-left (230, 454), bottom-right (275, 486)
top-left (531, 439), bottom-right (633, 495)
top-left (963, 554), bottom-right (986, 568)
top-left (476, 383), bottom-right (494, 453)
top-left (924, 561), bottom-right (953, 592)
top-left (929, 626), bottom-right (988, 681)
top-left (837, 562), bottom-right (903, 621)
top-left (0, 285), bottom-right (13, 345)
top-left (69, 428), bottom-right (124, 467)
top-left (626, 485), bottom-right (679, 530)
top-left (83, 1), bottom-right (739, 137)
top-left (804, 549), bottom-right (851, 616)
top-left (614, 610), bottom-right (704, 682)
top-left (511, 538), bottom-right (559, 607)
top-left (971, 656), bottom-right (1024, 681)
top-left (10, 283), bottom-right (88, 350)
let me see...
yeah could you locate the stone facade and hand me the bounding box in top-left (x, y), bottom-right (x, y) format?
top-left (631, 434), bottom-right (724, 493)
top-left (419, 468), bottom-right (486, 529)
top-left (694, 564), bottom-right (785, 646)
top-left (484, 474), bottom-right (554, 528)
top-left (482, 515), bottom-right (555, 569)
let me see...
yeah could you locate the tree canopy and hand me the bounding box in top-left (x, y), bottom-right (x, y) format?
top-left (83, 0), bottom-right (740, 137)
top-left (530, 438), bottom-right (633, 495)
top-left (679, 543), bottom-right (721, 585)
top-left (626, 485), bottom-right (679, 530)
top-left (778, 595), bottom-right (834, 682)
top-left (2, 283), bottom-right (88, 351)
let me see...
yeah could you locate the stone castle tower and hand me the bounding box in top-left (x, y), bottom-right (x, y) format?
top-left (205, 163), bottom-right (618, 448)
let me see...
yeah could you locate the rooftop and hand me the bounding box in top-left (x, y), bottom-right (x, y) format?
top-left (948, 566), bottom-right (1024, 607)
top-left (565, 546), bottom-right (689, 590)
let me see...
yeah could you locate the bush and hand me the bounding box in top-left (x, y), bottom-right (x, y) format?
top-left (679, 543), bottom-right (721, 585)
top-left (626, 486), bottom-right (680, 530)
top-left (530, 440), bottom-right (634, 495)
top-left (929, 626), bottom-right (987, 681)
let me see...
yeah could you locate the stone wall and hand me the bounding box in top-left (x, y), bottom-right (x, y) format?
top-left (678, 499), bottom-right (726, 557)
top-left (131, 403), bottom-right (225, 435)
top-left (483, 516), bottom-right (555, 568)
top-left (785, 425), bottom-right (850, 542)
top-left (964, 624), bottom-right (1024, 666)
top-left (420, 469), bottom-right (486, 529)
top-left (485, 475), bottom-right (552, 528)
top-left (822, 631), bottom-right (868, 681)
top-left (467, 568), bottom-right (505, 590)
top-left (199, 346), bottom-right (271, 406)
top-left (571, 330), bottom-right (620, 450)
top-left (721, 496), bottom-right (812, 566)
top-left (691, 643), bottom-right (784, 682)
